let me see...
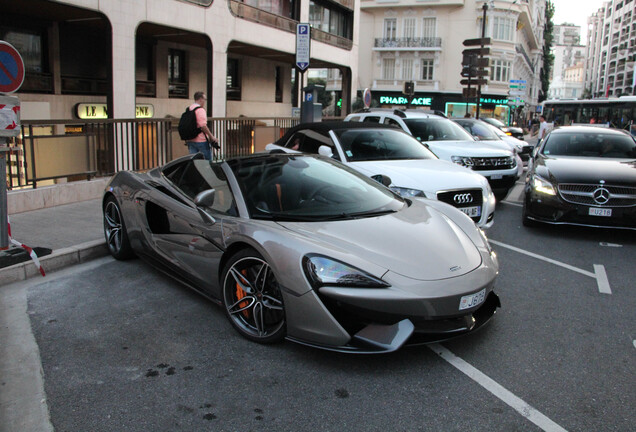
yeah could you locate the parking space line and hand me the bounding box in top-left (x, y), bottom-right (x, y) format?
top-left (489, 240), bottom-right (612, 294)
top-left (593, 265), bottom-right (611, 294)
top-left (431, 344), bottom-right (568, 432)
top-left (501, 201), bottom-right (522, 207)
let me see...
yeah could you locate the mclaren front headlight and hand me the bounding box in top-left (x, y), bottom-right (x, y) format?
top-left (303, 255), bottom-right (390, 289)
top-left (531, 175), bottom-right (556, 196)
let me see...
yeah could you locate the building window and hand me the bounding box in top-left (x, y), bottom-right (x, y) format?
top-left (382, 58), bottom-right (395, 80)
top-left (492, 17), bottom-right (514, 41)
top-left (384, 18), bottom-right (397, 39)
top-left (275, 66), bottom-right (283, 103)
top-left (422, 18), bottom-right (436, 39)
top-left (309, 0), bottom-right (353, 39)
top-left (401, 59), bottom-right (414, 80)
top-left (168, 49), bottom-right (187, 98)
top-left (421, 59), bottom-right (434, 81)
top-left (403, 18), bottom-right (416, 39)
top-left (491, 59), bottom-right (511, 82)
top-left (0, 26), bottom-right (50, 93)
top-left (227, 58), bottom-right (241, 101)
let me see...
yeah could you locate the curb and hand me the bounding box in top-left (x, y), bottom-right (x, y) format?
top-left (0, 240), bottom-right (109, 286)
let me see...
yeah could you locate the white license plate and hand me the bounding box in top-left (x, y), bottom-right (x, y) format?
top-left (459, 206), bottom-right (481, 217)
top-left (589, 208), bottom-right (612, 217)
top-left (459, 288), bottom-right (486, 311)
top-left (490, 174), bottom-right (503, 180)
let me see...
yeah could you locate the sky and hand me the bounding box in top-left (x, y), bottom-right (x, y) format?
top-left (551, 0), bottom-right (607, 42)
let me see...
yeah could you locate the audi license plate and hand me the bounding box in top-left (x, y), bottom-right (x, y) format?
top-left (459, 206), bottom-right (481, 217)
top-left (459, 288), bottom-right (486, 310)
top-left (589, 208), bottom-right (612, 217)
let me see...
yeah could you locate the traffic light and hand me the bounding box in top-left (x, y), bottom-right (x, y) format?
top-left (403, 81), bottom-right (415, 96)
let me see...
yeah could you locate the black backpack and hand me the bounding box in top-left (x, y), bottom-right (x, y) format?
top-left (178, 106), bottom-right (203, 141)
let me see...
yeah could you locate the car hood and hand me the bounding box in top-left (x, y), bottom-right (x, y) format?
top-left (426, 140), bottom-right (513, 157)
top-left (536, 156), bottom-right (636, 184)
top-left (349, 159), bottom-right (487, 194)
top-left (277, 200), bottom-right (482, 281)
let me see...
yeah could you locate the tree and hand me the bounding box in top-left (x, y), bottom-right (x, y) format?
top-left (539, 1), bottom-right (555, 103)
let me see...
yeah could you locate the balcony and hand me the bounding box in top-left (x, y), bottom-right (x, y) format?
top-left (515, 44), bottom-right (534, 72)
top-left (229, 0), bottom-right (297, 34)
top-left (21, 72), bottom-right (54, 94)
top-left (374, 37), bottom-right (442, 50)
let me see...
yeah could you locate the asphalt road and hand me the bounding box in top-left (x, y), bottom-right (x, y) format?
top-left (9, 188), bottom-right (636, 432)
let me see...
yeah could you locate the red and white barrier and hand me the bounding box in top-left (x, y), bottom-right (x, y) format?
top-left (6, 217), bottom-right (46, 277)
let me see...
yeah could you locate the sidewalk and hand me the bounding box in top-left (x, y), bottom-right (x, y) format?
top-left (0, 198), bottom-right (107, 285)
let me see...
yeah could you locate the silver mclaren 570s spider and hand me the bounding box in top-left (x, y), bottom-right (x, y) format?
top-left (103, 152), bottom-right (500, 353)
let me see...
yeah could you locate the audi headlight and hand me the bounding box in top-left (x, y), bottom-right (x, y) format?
top-left (531, 175), bottom-right (556, 195)
top-left (390, 186), bottom-right (426, 198)
top-left (451, 156), bottom-right (474, 167)
top-left (303, 255), bottom-right (390, 289)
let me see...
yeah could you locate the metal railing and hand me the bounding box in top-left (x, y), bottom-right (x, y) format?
top-left (6, 117), bottom-right (300, 190)
top-left (374, 37), bottom-right (442, 49)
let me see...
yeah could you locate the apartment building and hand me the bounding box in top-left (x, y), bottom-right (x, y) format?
top-left (584, 0), bottom-right (636, 97)
top-left (547, 25), bottom-right (585, 99)
top-left (358, 0), bottom-right (546, 123)
top-left (1, 0), bottom-right (360, 121)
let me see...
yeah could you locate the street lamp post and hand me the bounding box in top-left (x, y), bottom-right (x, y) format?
top-left (476, 2), bottom-right (489, 119)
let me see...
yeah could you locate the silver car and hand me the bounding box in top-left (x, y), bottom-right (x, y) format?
top-left (103, 152), bottom-right (500, 353)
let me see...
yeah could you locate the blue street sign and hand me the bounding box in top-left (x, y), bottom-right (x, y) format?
top-left (296, 24), bottom-right (311, 71)
top-left (509, 79), bottom-right (527, 84)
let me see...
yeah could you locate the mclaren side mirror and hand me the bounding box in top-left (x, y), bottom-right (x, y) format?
top-left (371, 174), bottom-right (392, 187)
top-left (194, 189), bottom-right (216, 225)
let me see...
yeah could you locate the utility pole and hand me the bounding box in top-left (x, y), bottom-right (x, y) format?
top-left (476, 2), bottom-right (488, 119)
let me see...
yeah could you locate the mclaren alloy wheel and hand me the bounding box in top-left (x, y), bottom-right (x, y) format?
top-left (103, 196), bottom-right (135, 260)
top-left (221, 249), bottom-right (286, 344)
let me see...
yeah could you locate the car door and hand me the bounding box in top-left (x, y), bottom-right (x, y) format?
top-left (145, 159), bottom-right (237, 294)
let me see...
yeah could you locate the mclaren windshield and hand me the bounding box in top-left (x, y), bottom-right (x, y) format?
top-left (229, 155), bottom-right (404, 221)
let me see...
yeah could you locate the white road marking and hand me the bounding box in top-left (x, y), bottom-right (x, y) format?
top-left (431, 344), bottom-right (568, 432)
top-left (633, 340), bottom-right (636, 350)
top-left (593, 265), bottom-right (612, 294)
top-left (501, 201), bottom-right (523, 207)
top-left (489, 240), bottom-right (611, 294)
top-left (599, 242), bottom-right (622, 248)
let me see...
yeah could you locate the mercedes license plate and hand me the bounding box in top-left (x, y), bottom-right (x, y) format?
top-left (589, 208), bottom-right (612, 217)
top-left (490, 174), bottom-right (503, 180)
top-left (459, 288), bottom-right (486, 311)
top-left (459, 206), bottom-right (481, 217)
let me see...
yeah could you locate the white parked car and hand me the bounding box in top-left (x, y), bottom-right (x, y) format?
top-left (344, 109), bottom-right (519, 200)
top-left (266, 122), bottom-right (497, 228)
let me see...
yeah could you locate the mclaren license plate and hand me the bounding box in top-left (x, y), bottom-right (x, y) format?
top-left (459, 206), bottom-right (481, 217)
top-left (589, 208), bottom-right (612, 217)
top-left (459, 288), bottom-right (486, 310)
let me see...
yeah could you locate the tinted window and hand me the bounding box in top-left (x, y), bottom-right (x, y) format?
top-left (404, 118), bottom-right (474, 142)
top-left (455, 120), bottom-right (501, 141)
top-left (229, 155), bottom-right (404, 221)
top-left (542, 132), bottom-right (636, 158)
top-left (334, 129), bottom-right (437, 162)
top-left (362, 116), bottom-right (381, 123)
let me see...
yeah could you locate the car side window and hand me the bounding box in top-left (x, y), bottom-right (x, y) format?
top-left (285, 130), bottom-right (341, 161)
top-left (169, 160), bottom-right (238, 215)
top-left (384, 117), bottom-right (401, 128)
top-left (362, 116), bottom-right (381, 123)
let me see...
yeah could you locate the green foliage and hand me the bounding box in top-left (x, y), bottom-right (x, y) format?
top-left (539, 1), bottom-right (555, 103)
top-left (307, 77), bottom-right (332, 109)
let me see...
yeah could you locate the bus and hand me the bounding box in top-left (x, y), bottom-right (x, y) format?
top-left (542, 96), bottom-right (636, 132)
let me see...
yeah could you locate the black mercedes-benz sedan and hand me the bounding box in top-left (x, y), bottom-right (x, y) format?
top-left (523, 126), bottom-right (636, 229)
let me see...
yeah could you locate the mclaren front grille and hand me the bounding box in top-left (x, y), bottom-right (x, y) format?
top-left (558, 184), bottom-right (636, 207)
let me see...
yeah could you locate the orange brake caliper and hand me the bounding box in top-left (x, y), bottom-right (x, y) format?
top-left (236, 269), bottom-right (250, 318)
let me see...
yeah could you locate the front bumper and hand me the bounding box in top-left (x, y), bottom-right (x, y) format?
top-left (525, 190), bottom-right (636, 230)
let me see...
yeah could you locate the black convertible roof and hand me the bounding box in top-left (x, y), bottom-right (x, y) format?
top-left (275, 121), bottom-right (396, 145)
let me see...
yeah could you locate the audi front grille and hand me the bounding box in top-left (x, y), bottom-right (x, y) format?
top-left (558, 184), bottom-right (636, 207)
top-left (437, 189), bottom-right (483, 222)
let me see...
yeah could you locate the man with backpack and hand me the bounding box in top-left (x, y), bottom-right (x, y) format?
top-left (178, 91), bottom-right (219, 160)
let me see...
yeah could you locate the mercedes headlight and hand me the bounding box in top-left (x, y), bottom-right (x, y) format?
top-left (303, 255), bottom-right (390, 289)
top-left (531, 175), bottom-right (556, 195)
top-left (390, 186), bottom-right (426, 198)
top-left (451, 156), bottom-right (474, 167)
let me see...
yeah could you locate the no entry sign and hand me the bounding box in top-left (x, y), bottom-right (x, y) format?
top-left (0, 41), bottom-right (25, 94)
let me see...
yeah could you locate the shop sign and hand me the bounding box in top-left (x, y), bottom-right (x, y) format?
top-left (480, 97), bottom-right (508, 105)
top-left (379, 96), bottom-right (433, 106)
top-left (75, 103), bottom-right (155, 119)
